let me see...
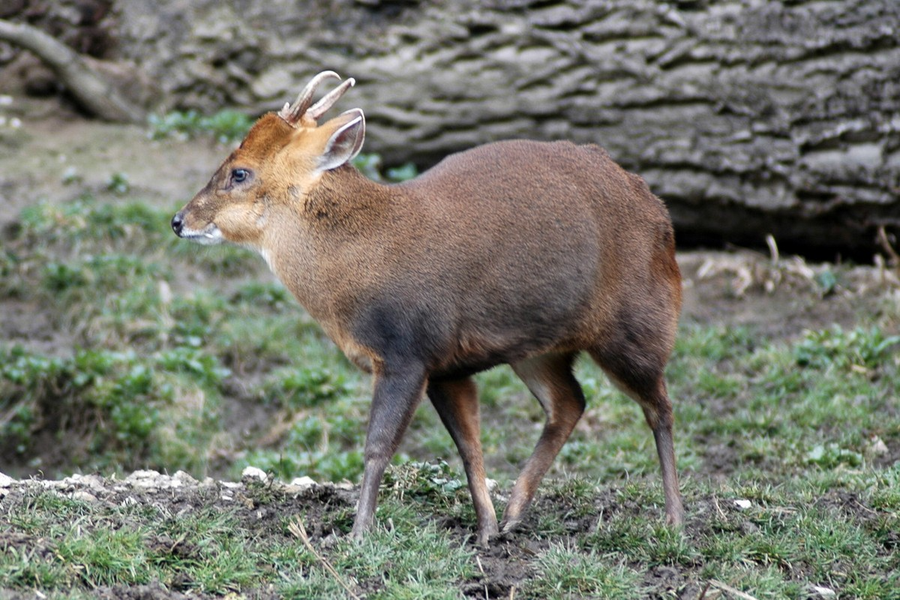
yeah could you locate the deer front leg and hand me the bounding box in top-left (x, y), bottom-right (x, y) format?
top-left (351, 362), bottom-right (427, 539)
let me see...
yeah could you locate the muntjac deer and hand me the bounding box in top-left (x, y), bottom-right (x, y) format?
top-left (172, 71), bottom-right (684, 546)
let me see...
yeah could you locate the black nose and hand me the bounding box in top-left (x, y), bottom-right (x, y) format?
top-left (171, 212), bottom-right (184, 236)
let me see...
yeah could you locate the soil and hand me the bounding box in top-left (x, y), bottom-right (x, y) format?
top-left (0, 471), bottom-right (886, 599)
top-left (1, 98), bottom-right (898, 599)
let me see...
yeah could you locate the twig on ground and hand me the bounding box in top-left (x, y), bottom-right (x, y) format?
top-left (476, 555), bottom-right (489, 600)
top-left (712, 495), bottom-right (726, 520)
top-left (289, 516), bottom-right (361, 600)
top-left (709, 580), bottom-right (760, 600)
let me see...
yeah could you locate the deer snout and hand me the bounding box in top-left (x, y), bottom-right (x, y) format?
top-left (170, 210), bottom-right (224, 245)
top-left (171, 212), bottom-right (184, 237)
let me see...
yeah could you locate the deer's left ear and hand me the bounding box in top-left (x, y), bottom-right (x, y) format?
top-left (318, 108), bottom-right (365, 172)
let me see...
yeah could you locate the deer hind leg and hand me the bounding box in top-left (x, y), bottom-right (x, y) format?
top-left (501, 352), bottom-right (585, 533)
top-left (427, 377), bottom-right (498, 546)
top-left (589, 323), bottom-right (683, 526)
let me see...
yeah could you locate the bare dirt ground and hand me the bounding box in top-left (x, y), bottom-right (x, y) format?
top-left (1, 98), bottom-right (898, 599)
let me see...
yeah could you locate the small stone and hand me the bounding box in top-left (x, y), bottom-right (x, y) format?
top-left (70, 491), bottom-right (98, 503)
top-left (173, 471), bottom-right (199, 486)
top-left (164, 475), bottom-right (182, 488)
top-left (287, 476), bottom-right (317, 494)
top-left (0, 472), bottom-right (13, 488)
top-left (867, 436), bottom-right (889, 457)
top-left (126, 470), bottom-right (182, 489)
top-left (40, 479), bottom-right (68, 490)
top-left (734, 499), bottom-right (752, 510)
top-left (63, 474), bottom-right (105, 491)
top-left (126, 470), bottom-right (162, 486)
top-left (811, 585), bottom-right (837, 598)
top-left (241, 466), bottom-right (268, 483)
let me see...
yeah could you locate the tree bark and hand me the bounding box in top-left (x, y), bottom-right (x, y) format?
top-left (11, 0), bottom-right (900, 257)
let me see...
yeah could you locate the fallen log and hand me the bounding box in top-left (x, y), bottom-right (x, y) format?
top-left (0, 18), bottom-right (146, 124)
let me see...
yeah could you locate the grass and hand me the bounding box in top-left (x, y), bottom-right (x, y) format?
top-left (0, 179), bottom-right (899, 597)
top-left (2, 465), bottom-right (898, 598)
top-left (0, 481), bottom-right (475, 598)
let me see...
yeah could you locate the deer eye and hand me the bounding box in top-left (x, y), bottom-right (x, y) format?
top-left (231, 168), bottom-right (251, 184)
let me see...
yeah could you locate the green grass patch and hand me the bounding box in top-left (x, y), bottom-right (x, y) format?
top-left (1, 189), bottom-right (899, 598)
top-left (0, 345), bottom-right (223, 474)
top-left (524, 545), bottom-right (641, 600)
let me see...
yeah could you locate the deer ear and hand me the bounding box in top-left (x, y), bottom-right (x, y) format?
top-left (318, 108), bottom-right (365, 172)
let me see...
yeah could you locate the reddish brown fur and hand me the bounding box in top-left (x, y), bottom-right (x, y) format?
top-left (173, 74), bottom-right (684, 546)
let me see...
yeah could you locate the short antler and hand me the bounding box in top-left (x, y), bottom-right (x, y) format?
top-left (278, 71), bottom-right (356, 127)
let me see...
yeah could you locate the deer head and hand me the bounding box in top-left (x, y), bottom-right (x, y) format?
top-left (171, 71), bottom-right (365, 249)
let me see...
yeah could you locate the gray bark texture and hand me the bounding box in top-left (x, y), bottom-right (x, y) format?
top-left (4, 0), bottom-right (900, 257)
